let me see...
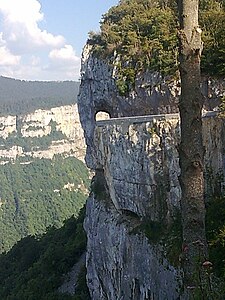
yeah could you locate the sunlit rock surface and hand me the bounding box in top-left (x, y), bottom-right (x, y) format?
top-left (78, 45), bottom-right (225, 299)
top-left (0, 104), bottom-right (85, 163)
top-left (78, 44), bottom-right (225, 170)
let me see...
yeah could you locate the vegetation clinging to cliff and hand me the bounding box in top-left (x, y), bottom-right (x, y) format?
top-left (88, 0), bottom-right (225, 94)
top-left (88, 0), bottom-right (178, 94)
top-left (206, 196), bottom-right (225, 282)
top-left (200, 0), bottom-right (225, 76)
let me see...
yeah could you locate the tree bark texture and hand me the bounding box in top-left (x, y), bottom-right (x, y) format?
top-left (178, 0), bottom-right (208, 294)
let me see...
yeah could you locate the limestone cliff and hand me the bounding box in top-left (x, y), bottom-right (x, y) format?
top-left (79, 45), bottom-right (225, 170)
top-left (78, 45), bottom-right (225, 299)
top-left (0, 104), bottom-right (85, 163)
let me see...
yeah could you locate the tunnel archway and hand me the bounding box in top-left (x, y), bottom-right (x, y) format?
top-left (95, 111), bottom-right (111, 121)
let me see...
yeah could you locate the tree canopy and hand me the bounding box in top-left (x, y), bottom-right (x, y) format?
top-left (0, 208), bottom-right (90, 300)
top-left (88, 0), bottom-right (225, 94)
top-left (0, 155), bottom-right (90, 253)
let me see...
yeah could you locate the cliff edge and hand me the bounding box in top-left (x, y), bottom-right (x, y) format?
top-left (78, 44), bottom-right (225, 299)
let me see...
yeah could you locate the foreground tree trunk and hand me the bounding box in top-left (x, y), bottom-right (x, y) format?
top-left (177, 0), bottom-right (208, 295)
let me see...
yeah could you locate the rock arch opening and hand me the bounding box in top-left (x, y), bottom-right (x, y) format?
top-left (95, 111), bottom-right (111, 121)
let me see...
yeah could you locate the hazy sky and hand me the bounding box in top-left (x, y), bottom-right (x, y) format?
top-left (0, 0), bottom-right (119, 81)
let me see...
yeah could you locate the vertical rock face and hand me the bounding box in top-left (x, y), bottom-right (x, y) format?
top-left (0, 115), bottom-right (17, 139)
top-left (78, 45), bottom-right (225, 170)
top-left (84, 194), bottom-right (182, 300)
top-left (20, 105), bottom-right (82, 139)
top-left (203, 115), bottom-right (225, 196)
top-left (94, 115), bottom-right (181, 220)
top-left (78, 45), bottom-right (225, 299)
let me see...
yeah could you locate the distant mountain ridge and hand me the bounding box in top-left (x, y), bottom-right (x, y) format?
top-left (0, 76), bottom-right (80, 116)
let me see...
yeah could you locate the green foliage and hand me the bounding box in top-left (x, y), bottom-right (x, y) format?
top-left (200, 0), bottom-right (225, 76)
top-left (139, 213), bottom-right (182, 267)
top-left (73, 266), bottom-right (91, 300)
top-left (0, 208), bottom-right (90, 300)
top-left (0, 76), bottom-right (80, 116)
top-left (206, 196), bottom-right (225, 281)
top-left (0, 155), bottom-right (90, 253)
top-left (90, 171), bottom-right (108, 201)
top-left (139, 195), bottom-right (225, 292)
top-left (89, 0), bottom-right (225, 95)
top-left (129, 208), bottom-right (182, 268)
top-left (89, 0), bottom-right (178, 95)
top-left (139, 219), bottom-right (164, 242)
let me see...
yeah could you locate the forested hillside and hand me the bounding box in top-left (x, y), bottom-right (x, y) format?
top-left (0, 155), bottom-right (89, 253)
top-left (0, 76), bottom-right (79, 115)
top-left (0, 207), bottom-right (90, 300)
top-left (0, 73), bottom-right (88, 255)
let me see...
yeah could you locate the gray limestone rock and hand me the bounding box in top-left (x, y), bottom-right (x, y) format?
top-left (78, 45), bottom-right (225, 170)
top-left (85, 194), bottom-right (182, 300)
top-left (78, 44), bottom-right (225, 299)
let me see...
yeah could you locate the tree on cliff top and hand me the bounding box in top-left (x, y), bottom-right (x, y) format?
top-left (177, 0), bottom-right (210, 296)
top-left (88, 0), bottom-right (225, 96)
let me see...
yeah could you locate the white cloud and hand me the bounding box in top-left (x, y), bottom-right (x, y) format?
top-left (0, 55), bottom-right (80, 81)
top-left (30, 55), bottom-right (41, 66)
top-left (49, 45), bottom-right (80, 66)
top-left (46, 45), bottom-right (81, 80)
top-left (0, 33), bottom-right (20, 66)
top-left (0, 0), bottom-right (65, 54)
top-left (0, 0), bottom-right (81, 81)
top-left (0, 47), bottom-right (20, 66)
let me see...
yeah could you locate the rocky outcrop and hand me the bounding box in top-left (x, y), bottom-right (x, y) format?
top-left (20, 105), bottom-right (82, 139)
top-left (0, 115), bottom-right (17, 139)
top-left (203, 114), bottom-right (225, 196)
top-left (94, 114), bottom-right (225, 215)
top-left (83, 114), bottom-right (224, 300)
top-left (78, 45), bottom-right (225, 299)
top-left (0, 104), bottom-right (85, 163)
top-left (58, 253), bottom-right (86, 295)
top-left (78, 45), bottom-right (225, 170)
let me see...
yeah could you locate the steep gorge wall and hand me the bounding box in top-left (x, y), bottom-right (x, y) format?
top-left (94, 114), bottom-right (225, 216)
top-left (94, 115), bottom-right (181, 220)
top-left (84, 114), bottom-right (224, 300)
top-left (78, 46), bottom-right (225, 299)
top-left (79, 45), bottom-right (225, 170)
top-left (85, 193), bottom-right (182, 300)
